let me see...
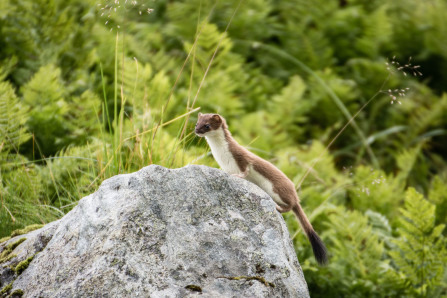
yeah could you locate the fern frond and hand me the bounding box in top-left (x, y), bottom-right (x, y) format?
top-left (182, 22), bottom-right (244, 115)
top-left (348, 166), bottom-right (403, 218)
top-left (416, 94), bottom-right (447, 137)
top-left (365, 210), bottom-right (392, 240)
top-left (321, 206), bottom-right (389, 294)
top-left (0, 81), bottom-right (30, 152)
top-left (395, 145), bottom-right (421, 186)
top-left (429, 175), bottom-right (447, 229)
top-left (356, 5), bottom-right (392, 57)
top-left (20, 64), bottom-right (69, 156)
top-left (0, 57), bottom-right (18, 81)
top-left (389, 187), bottom-right (447, 296)
top-left (118, 57), bottom-right (153, 113)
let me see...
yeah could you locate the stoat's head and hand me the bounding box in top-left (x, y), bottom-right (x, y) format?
top-left (195, 113), bottom-right (224, 137)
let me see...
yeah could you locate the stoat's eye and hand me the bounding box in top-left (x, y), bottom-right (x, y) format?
top-left (205, 124), bottom-right (210, 129)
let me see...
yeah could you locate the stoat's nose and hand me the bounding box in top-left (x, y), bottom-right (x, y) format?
top-left (195, 128), bottom-right (203, 136)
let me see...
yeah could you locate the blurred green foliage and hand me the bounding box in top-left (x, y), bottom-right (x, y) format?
top-left (1, 0), bottom-right (447, 296)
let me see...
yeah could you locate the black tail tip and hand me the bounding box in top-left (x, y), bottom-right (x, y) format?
top-left (308, 230), bottom-right (328, 266)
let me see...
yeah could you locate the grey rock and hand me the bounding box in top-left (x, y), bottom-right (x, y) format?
top-left (1, 165), bottom-right (309, 297)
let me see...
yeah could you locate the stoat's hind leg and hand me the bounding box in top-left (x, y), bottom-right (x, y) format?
top-left (276, 204), bottom-right (293, 213)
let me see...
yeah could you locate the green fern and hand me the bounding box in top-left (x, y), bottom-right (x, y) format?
top-left (365, 209), bottom-right (392, 241)
top-left (303, 206), bottom-right (389, 296)
top-left (395, 145), bottom-right (421, 186)
top-left (429, 175), bottom-right (447, 230)
top-left (118, 57), bottom-right (153, 114)
top-left (181, 22), bottom-right (244, 115)
top-left (21, 64), bottom-right (69, 156)
top-left (348, 166), bottom-right (403, 218)
top-left (355, 5), bottom-right (392, 58)
top-left (67, 90), bottom-right (102, 145)
top-left (267, 75), bottom-right (315, 146)
top-left (424, 0), bottom-right (447, 64)
top-left (388, 188), bottom-right (447, 296)
top-left (276, 0), bottom-right (335, 70)
top-left (0, 81), bottom-right (30, 152)
top-left (0, 57), bottom-right (18, 81)
top-left (0, 0), bottom-right (94, 86)
top-left (167, 0), bottom-right (274, 43)
top-left (306, 69), bottom-right (360, 132)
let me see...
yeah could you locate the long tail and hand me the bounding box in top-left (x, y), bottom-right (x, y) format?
top-left (292, 204), bottom-right (328, 265)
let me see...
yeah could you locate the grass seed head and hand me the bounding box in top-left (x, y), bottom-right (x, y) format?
top-left (97, 0), bottom-right (154, 31)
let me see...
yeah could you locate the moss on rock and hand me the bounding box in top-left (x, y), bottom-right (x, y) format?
top-left (0, 224), bottom-right (44, 244)
top-left (0, 282), bottom-right (12, 296)
top-left (0, 254), bottom-right (16, 264)
top-left (9, 288), bottom-right (24, 297)
top-left (0, 238), bottom-right (26, 263)
top-left (10, 225), bottom-right (43, 238)
top-left (14, 255), bottom-right (35, 275)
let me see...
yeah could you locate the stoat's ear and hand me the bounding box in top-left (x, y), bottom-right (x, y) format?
top-left (212, 114), bottom-right (222, 123)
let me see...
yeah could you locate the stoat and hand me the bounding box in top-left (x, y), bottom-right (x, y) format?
top-left (195, 113), bottom-right (328, 265)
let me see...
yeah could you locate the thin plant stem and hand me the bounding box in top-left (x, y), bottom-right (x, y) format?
top-left (89, 107), bottom-right (201, 187)
top-left (297, 74), bottom-right (390, 190)
top-left (174, 0), bottom-right (243, 166)
top-left (235, 40), bottom-right (380, 168)
top-left (190, 0), bottom-right (243, 110)
top-left (113, 32), bottom-right (119, 172)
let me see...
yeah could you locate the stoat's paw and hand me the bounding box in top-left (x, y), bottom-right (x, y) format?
top-left (231, 173), bottom-right (245, 179)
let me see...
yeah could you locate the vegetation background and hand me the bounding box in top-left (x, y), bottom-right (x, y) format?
top-left (1, 0), bottom-right (446, 296)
